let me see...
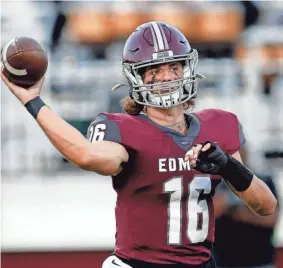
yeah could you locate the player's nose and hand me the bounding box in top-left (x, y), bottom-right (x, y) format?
top-left (158, 69), bottom-right (176, 83)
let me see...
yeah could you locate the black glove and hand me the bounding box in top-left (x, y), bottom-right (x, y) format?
top-left (193, 141), bottom-right (254, 191)
top-left (193, 141), bottom-right (228, 175)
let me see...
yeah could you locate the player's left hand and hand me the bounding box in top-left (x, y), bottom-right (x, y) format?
top-left (185, 141), bottom-right (228, 175)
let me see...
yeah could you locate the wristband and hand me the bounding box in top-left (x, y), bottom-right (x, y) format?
top-left (25, 96), bottom-right (46, 119)
top-left (220, 154), bottom-right (254, 192)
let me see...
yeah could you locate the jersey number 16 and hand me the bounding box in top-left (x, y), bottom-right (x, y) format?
top-left (164, 176), bottom-right (211, 245)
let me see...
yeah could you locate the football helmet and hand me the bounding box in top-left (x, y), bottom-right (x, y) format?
top-left (115, 21), bottom-right (205, 108)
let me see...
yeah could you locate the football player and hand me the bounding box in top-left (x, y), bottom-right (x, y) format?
top-left (1, 22), bottom-right (277, 268)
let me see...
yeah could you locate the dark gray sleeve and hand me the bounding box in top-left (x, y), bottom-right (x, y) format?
top-left (226, 114), bottom-right (246, 154)
top-left (238, 120), bottom-right (246, 147)
top-left (87, 114), bottom-right (121, 143)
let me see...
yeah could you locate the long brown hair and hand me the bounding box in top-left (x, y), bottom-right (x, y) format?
top-left (120, 96), bottom-right (195, 115)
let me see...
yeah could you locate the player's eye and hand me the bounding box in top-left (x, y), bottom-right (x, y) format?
top-left (172, 65), bottom-right (180, 71)
top-left (150, 69), bottom-right (158, 76)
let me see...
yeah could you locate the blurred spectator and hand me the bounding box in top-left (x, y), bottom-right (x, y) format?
top-left (240, 1), bottom-right (259, 28)
top-left (213, 147), bottom-right (279, 268)
top-left (50, 1), bottom-right (67, 54)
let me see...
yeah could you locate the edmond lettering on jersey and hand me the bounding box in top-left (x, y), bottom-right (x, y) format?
top-left (159, 157), bottom-right (191, 172)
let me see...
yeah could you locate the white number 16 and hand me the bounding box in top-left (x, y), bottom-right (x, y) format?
top-left (163, 176), bottom-right (211, 245)
top-left (88, 124), bottom-right (106, 142)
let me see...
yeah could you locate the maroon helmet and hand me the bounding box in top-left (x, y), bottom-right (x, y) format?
top-left (114, 21), bottom-right (205, 108)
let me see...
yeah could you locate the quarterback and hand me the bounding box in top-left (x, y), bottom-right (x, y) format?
top-left (1, 22), bottom-right (277, 268)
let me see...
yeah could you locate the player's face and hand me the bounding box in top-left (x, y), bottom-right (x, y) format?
top-left (142, 62), bottom-right (184, 94)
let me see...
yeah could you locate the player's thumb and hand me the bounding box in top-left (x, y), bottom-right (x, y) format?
top-left (184, 149), bottom-right (193, 162)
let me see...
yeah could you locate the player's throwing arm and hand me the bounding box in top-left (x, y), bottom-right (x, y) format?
top-left (1, 64), bottom-right (128, 176)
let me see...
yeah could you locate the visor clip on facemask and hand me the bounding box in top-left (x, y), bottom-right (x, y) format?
top-left (196, 73), bottom-right (206, 79)
top-left (111, 83), bottom-right (127, 92)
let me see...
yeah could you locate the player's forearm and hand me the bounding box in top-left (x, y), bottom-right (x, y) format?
top-left (35, 106), bottom-right (128, 175)
top-left (232, 205), bottom-right (278, 227)
top-left (35, 106), bottom-right (95, 168)
top-left (226, 177), bottom-right (277, 216)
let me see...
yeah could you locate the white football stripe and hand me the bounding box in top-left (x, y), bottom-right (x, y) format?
top-left (149, 24), bottom-right (158, 52)
top-left (2, 38), bottom-right (27, 76)
top-left (151, 22), bottom-right (165, 50)
top-left (158, 23), bottom-right (169, 49)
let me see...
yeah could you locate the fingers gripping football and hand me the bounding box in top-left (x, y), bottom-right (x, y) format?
top-left (1, 69), bottom-right (44, 105)
top-left (185, 141), bottom-right (228, 175)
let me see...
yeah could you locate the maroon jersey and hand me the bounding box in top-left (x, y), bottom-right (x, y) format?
top-left (87, 109), bottom-right (245, 265)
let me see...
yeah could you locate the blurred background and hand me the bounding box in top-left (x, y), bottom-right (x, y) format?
top-left (1, 1), bottom-right (283, 268)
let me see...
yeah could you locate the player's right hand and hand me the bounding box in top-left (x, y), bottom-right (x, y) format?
top-left (185, 141), bottom-right (228, 175)
top-left (1, 69), bottom-right (45, 105)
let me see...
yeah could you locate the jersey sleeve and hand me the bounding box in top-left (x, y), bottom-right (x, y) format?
top-left (86, 113), bottom-right (121, 143)
top-left (225, 113), bottom-right (246, 155)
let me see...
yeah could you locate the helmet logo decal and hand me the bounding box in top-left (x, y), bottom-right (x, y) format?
top-left (152, 50), bottom-right (173, 60)
top-left (149, 22), bottom-right (169, 51)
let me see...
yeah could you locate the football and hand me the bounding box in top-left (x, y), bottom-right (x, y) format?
top-left (1, 37), bottom-right (48, 88)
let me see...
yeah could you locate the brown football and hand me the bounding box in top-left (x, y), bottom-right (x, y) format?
top-left (1, 37), bottom-right (48, 88)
